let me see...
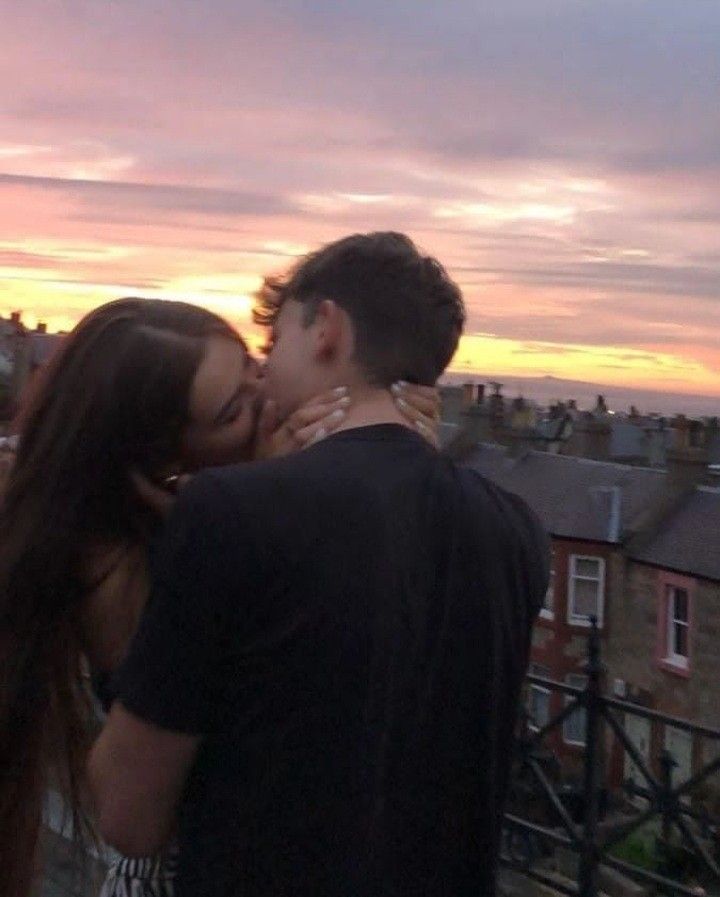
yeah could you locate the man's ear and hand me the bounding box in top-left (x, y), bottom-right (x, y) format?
top-left (312, 299), bottom-right (348, 362)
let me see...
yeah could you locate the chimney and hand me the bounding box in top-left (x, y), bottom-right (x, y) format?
top-left (666, 417), bottom-right (709, 488)
top-left (10, 311), bottom-right (22, 329)
top-left (666, 446), bottom-right (710, 489)
top-left (568, 412), bottom-right (611, 460)
top-left (487, 382), bottom-right (505, 442)
top-left (642, 418), bottom-right (668, 468)
top-left (439, 384), bottom-right (465, 426)
top-left (510, 395), bottom-right (536, 432)
top-left (627, 417), bottom-right (710, 549)
top-left (461, 382), bottom-right (477, 408)
top-left (446, 387), bottom-right (494, 458)
top-left (549, 400), bottom-right (566, 420)
top-left (488, 382), bottom-right (504, 416)
top-left (668, 414), bottom-right (702, 451)
top-left (35, 322), bottom-right (47, 334)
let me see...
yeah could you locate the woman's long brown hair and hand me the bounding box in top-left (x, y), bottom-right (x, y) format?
top-left (0, 298), bottom-right (244, 897)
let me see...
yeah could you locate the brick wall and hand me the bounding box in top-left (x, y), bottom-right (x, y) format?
top-left (529, 537), bottom-right (619, 764)
top-left (599, 560), bottom-right (720, 804)
top-left (606, 561), bottom-right (720, 728)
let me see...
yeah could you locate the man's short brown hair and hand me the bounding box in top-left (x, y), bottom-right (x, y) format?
top-left (254, 232), bottom-right (465, 386)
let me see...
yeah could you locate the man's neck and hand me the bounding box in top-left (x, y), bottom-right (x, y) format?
top-left (332, 385), bottom-right (410, 436)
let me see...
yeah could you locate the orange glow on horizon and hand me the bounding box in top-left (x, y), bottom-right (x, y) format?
top-left (1, 169), bottom-right (719, 403)
top-left (3, 281), bottom-right (720, 401)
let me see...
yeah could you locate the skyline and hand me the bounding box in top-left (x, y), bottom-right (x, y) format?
top-left (1, 1), bottom-right (719, 400)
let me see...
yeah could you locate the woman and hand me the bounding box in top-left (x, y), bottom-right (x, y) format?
top-left (0, 297), bottom-right (438, 897)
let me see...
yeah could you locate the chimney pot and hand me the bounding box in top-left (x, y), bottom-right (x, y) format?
top-left (461, 382), bottom-right (476, 408)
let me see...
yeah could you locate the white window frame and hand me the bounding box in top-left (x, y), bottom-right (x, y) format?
top-left (665, 585), bottom-right (689, 669)
top-left (663, 725), bottom-right (693, 804)
top-left (562, 673), bottom-right (588, 746)
top-left (527, 663), bottom-right (551, 732)
top-left (567, 554), bottom-right (605, 628)
top-left (540, 548), bottom-right (555, 621)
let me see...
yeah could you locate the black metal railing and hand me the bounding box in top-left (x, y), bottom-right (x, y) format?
top-left (502, 619), bottom-right (720, 896)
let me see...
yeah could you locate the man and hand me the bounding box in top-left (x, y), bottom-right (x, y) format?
top-left (89, 232), bottom-right (549, 896)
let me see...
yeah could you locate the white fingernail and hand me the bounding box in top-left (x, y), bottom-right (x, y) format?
top-left (329, 409), bottom-right (346, 422)
top-left (396, 397), bottom-right (409, 411)
top-left (333, 386), bottom-right (349, 397)
top-left (311, 427), bottom-right (327, 444)
top-left (338, 396), bottom-right (351, 407)
top-left (398, 380), bottom-right (409, 388)
top-left (390, 383), bottom-right (402, 396)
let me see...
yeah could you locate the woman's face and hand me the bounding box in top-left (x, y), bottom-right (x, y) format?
top-left (182, 336), bottom-right (263, 469)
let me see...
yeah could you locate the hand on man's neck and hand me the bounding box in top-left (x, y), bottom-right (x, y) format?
top-left (331, 384), bottom-right (410, 436)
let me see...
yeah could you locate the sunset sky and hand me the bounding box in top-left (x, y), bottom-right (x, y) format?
top-left (1, 1), bottom-right (719, 399)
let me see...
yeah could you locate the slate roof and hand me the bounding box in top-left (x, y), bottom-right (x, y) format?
top-left (463, 443), bottom-right (720, 581)
top-left (630, 486), bottom-right (720, 582)
top-left (463, 443), bottom-right (667, 543)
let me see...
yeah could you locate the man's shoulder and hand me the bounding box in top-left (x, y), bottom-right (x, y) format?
top-left (451, 463), bottom-right (548, 548)
top-left (182, 453), bottom-right (317, 516)
top-left (449, 461), bottom-right (519, 510)
top-left (203, 451), bottom-right (317, 491)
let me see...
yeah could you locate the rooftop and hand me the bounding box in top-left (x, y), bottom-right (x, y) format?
top-left (463, 443), bottom-right (720, 582)
top-left (464, 443), bottom-right (667, 544)
top-left (630, 486), bottom-right (720, 582)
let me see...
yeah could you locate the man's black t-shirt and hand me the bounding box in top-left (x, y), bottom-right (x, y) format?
top-left (116, 424), bottom-right (549, 897)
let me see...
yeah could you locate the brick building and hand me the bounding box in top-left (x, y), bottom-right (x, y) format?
top-left (454, 436), bottom-right (720, 805)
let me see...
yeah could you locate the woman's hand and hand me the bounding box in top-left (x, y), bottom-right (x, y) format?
top-left (254, 387), bottom-right (351, 460)
top-left (391, 381), bottom-right (441, 447)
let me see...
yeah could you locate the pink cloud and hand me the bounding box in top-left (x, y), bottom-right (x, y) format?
top-left (1, 1), bottom-right (719, 395)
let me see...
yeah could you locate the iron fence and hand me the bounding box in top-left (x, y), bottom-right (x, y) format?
top-left (502, 619), bottom-right (720, 896)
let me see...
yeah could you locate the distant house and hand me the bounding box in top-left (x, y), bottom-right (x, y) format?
top-left (618, 486), bottom-right (720, 805)
top-left (455, 437), bottom-right (720, 806)
top-left (0, 312), bottom-right (64, 423)
top-left (463, 445), bottom-right (662, 757)
top-left (440, 382), bottom-right (572, 457)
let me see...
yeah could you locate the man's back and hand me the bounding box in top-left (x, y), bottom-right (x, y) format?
top-left (117, 424), bottom-right (549, 897)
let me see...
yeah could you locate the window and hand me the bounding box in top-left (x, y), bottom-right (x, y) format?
top-left (527, 663), bottom-right (551, 731)
top-left (568, 555), bottom-right (605, 627)
top-left (540, 548), bottom-right (555, 620)
top-left (657, 575), bottom-right (692, 677)
top-left (664, 726), bottom-right (693, 804)
top-left (665, 586), bottom-right (689, 668)
top-left (563, 673), bottom-right (587, 745)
